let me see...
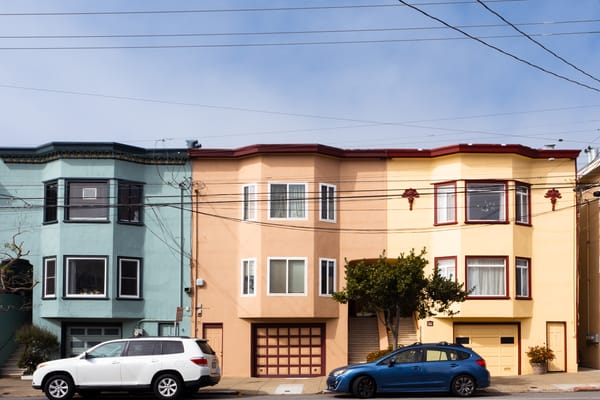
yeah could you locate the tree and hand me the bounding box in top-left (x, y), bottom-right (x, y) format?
top-left (332, 248), bottom-right (469, 350)
top-left (1, 231), bottom-right (35, 296)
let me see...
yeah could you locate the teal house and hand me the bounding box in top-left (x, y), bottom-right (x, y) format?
top-left (0, 142), bottom-right (193, 357)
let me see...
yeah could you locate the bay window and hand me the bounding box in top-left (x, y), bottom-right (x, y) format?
top-left (118, 257), bottom-right (141, 299)
top-left (43, 257), bottom-right (56, 298)
top-left (242, 258), bottom-right (256, 296)
top-left (434, 182), bottom-right (456, 225)
top-left (516, 257), bottom-right (530, 298)
top-left (269, 183), bottom-right (306, 219)
top-left (320, 184), bottom-right (336, 222)
top-left (66, 181), bottom-right (109, 221)
top-left (268, 258), bottom-right (306, 295)
top-left (515, 182), bottom-right (530, 225)
top-left (242, 184), bottom-right (257, 221)
top-left (65, 256), bottom-right (107, 297)
top-left (319, 258), bottom-right (336, 296)
top-left (466, 181), bottom-right (507, 223)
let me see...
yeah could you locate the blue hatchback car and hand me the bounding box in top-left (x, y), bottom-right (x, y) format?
top-left (326, 342), bottom-right (490, 398)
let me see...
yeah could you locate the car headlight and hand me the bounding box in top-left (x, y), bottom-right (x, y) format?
top-left (332, 368), bottom-right (348, 377)
top-left (36, 362), bottom-right (47, 370)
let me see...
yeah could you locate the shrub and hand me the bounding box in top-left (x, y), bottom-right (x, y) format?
top-left (366, 348), bottom-right (393, 362)
top-left (526, 344), bottom-right (555, 364)
top-left (15, 325), bottom-right (59, 375)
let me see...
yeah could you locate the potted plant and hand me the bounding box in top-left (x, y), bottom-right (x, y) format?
top-left (526, 344), bottom-right (555, 374)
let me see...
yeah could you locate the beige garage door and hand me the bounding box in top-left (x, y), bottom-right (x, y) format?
top-left (454, 324), bottom-right (519, 376)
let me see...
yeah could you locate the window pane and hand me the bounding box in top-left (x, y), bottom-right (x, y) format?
top-left (467, 183), bottom-right (506, 221)
top-left (269, 260), bottom-right (287, 293)
top-left (67, 258), bottom-right (106, 296)
top-left (243, 185), bottom-right (256, 220)
top-left (243, 259), bottom-right (255, 295)
top-left (67, 182), bottom-right (109, 221)
top-left (467, 257), bottom-right (506, 296)
top-left (44, 182), bottom-right (58, 223)
top-left (436, 258), bottom-right (455, 280)
top-left (118, 182), bottom-right (143, 223)
top-left (436, 184), bottom-right (455, 223)
top-left (288, 260), bottom-right (305, 293)
top-left (270, 184), bottom-right (287, 218)
top-left (289, 185), bottom-right (305, 218)
top-left (516, 258), bottom-right (529, 297)
top-left (44, 258), bottom-right (56, 297)
top-left (119, 259), bottom-right (139, 297)
top-left (516, 184), bottom-right (530, 224)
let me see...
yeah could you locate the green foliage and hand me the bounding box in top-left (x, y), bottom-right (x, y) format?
top-left (333, 248), bottom-right (469, 349)
top-left (366, 348), bottom-right (393, 362)
top-left (15, 325), bottom-right (59, 375)
top-left (526, 345), bottom-right (555, 364)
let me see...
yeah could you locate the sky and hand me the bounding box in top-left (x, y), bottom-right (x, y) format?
top-left (1, 0), bottom-right (600, 168)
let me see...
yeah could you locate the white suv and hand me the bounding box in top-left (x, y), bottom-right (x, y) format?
top-left (32, 336), bottom-right (221, 400)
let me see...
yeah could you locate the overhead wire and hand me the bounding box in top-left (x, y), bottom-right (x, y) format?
top-left (396, 0), bottom-right (600, 93)
top-left (475, 0), bottom-right (600, 85)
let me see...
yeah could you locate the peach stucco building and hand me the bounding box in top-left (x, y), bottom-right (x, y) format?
top-left (189, 143), bottom-right (579, 378)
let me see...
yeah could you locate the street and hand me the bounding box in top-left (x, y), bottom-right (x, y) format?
top-left (9, 392), bottom-right (600, 400)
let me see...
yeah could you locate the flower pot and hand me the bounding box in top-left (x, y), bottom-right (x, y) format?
top-left (530, 362), bottom-right (548, 374)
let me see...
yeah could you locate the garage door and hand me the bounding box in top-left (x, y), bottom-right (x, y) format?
top-left (65, 324), bottom-right (122, 357)
top-left (454, 324), bottom-right (518, 376)
top-left (252, 324), bottom-right (324, 377)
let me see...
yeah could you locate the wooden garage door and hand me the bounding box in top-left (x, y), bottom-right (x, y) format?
top-left (454, 324), bottom-right (519, 376)
top-left (252, 324), bottom-right (324, 377)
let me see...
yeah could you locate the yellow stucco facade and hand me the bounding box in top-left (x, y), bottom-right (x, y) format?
top-left (189, 143), bottom-right (579, 378)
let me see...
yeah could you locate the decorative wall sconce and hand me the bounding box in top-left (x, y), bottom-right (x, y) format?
top-left (544, 188), bottom-right (562, 211)
top-left (402, 188), bottom-right (420, 211)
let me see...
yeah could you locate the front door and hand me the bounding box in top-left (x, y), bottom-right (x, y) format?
top-left (203, 323), bottom-right (223, 372)
top-left (547, 322), bottom-right (566, 372)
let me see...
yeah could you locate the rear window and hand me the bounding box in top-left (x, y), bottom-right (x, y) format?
top-left (161, 341), bottom-right (184, 354)
top-left (195, 340), bottom-right (215, 355)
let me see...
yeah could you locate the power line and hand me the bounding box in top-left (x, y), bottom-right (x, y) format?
top-left (1, 30), bottom-right (600, 50)
top-left (2, 17), bottom-right (599, 40)
top-left (475, 0), bottom-right (600, 85)
top-left (0, 1), bottom-right (525, 17)
top-left (397, 0), bottom-right (600, 94)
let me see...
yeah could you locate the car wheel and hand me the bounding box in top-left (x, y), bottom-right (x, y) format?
top-left (153, 373), bottom-right (182, 400)
top-left (451, 374), bottom-right (476, 397)
top-left (352, 376), bottom-right (376, 399)
top-left (44, 374), bottom-right (75, 400)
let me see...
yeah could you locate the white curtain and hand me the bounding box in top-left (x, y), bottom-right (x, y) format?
top-left (289, 184), bottom-right (305, 218)
top-left (467, 258), bottom-right (505, 296)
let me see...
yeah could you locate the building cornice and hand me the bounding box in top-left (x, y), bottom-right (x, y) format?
top-left (189, 143), bottom-right (580, 160)
top-left (0, 142), bottom-right (189, 165)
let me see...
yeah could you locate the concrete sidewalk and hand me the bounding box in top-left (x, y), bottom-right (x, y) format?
top-left (3, 370), bottom-right (600, 397)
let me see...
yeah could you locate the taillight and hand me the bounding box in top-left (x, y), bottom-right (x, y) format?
top-left (190, 357), bottom-right (208, 365)
top-left (476, 359), bottom-right (487, 368)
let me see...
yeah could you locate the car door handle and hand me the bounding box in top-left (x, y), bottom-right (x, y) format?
top-left (112, 361), bottom-right (120, 364)
top-left (449, 363), bottom-right (458, 368)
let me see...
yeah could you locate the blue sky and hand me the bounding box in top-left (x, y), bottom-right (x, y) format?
top-left (1, 0), bottom-right (599, 167)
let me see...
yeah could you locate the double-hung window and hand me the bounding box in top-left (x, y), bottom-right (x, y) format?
top-left (66, 181), bottom-right (109, 221)
top-left (44, 181), bottom-right (58, 223)
top-left (515, 257), bottom-right (530, 299)
top-left (435, 257), bottom-right (456, 280)
top-left (269, 183), bottom-right (306, 219)
top-left (118, 181), bottom-right (143, 224)
top-left (515, 182), bottom-right (530, 225)
top-left (319, 258), bottom-right (336, 296)
top-left (434, 182), bottom-right (456, 225)
top-left (65, 256), bottom-right (107, 298)
top-left (118, 257), bottom-right (141, 299)
top-left (466, 256), bottom-right (507, 298)
top-left (242, 184), bottom-right (257, 221)
top-left (43, 257), bottom-right (57, 298)
top-left (320, 184), bottom-right (336, 222)
top-left (241, 258), bottom-right (256, 296)
top-left (466, 181), bottom-right (507, 223)
top-left (268, 258), bottom-right (306, 295)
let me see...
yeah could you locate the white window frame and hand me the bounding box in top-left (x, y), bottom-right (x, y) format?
top-left (319, 258), bottom-right (336, 296)
top-left (118, 257), bottom-right (141, 299)
top-left (43, 257), bottom-right (57, 299)
top-left (241, 258), bottom-right (256, 296)
top-left (434, 182), bottom-right (456, 224)
top-left (242, 184), bottom-right (257, 221)
top-left (515, 182), bottom-right (530, 225)
top-left (268, 183), bottom-right (307, 220)
top-left (65, 256), bottom-right (108, 298)
top-left (267, 257), bottom-right (307, 296)
top-left (516, 257), bottom-right (530, 298)
top-left (466, 256), bottom-right (507, 297)
top-left (436, 257), bottom-right (456, 281)
top-left (466, 182), bottom-right (507, 223)
top-left (319, 183), bottom-right (336, 222)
